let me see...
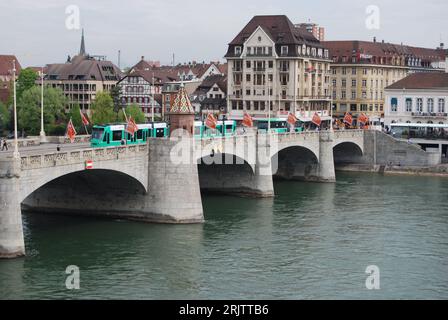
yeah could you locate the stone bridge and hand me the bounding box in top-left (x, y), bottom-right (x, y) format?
top-left (1, 130), bottom-right (365, 258)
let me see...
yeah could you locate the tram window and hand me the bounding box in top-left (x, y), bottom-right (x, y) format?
top-left (136, 130), bottom-right (143, 140)
top-left (92, 128), bottom-right (104, 140)
top-left (112, 131), bottom-right (122, 141)
top-left (226, 125), bottom-right (233, 133)
top-left (103, 133), bottom-right (108, 143)
top-left (195, 126), bottom-right (202, 136)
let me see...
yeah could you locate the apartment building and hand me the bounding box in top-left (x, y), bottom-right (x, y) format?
top-left (324, 39), bottom-right (446, 121)
top-left (225, 15), bottom-right (332, 122)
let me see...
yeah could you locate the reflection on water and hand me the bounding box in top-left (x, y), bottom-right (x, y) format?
top-left (1, 172), bottom-right (448, 299)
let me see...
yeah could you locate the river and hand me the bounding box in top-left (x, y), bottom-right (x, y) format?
top-left (1, 172), bottom-right (447, 299)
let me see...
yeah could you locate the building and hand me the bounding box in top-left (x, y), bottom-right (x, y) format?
top-left (0, 55), bottom-right (21, 103)
top-left (324, 39), bottom-right (447, 122)
top-left (384, 72), bottom-right (448, 126)
top-left (295, 22), bottom-right (325, 41)
top-left (225, 15), bottom-right (332, 122)
top-left (42, 30), bottom-right (122, 112)
top-left (191, 74), bottom-right (227, 118)
top-left (117, 69), bottom-right (173, 120)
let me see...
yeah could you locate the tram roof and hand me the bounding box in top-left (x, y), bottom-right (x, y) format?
top-left (391, 123), bottom-right (448, 129)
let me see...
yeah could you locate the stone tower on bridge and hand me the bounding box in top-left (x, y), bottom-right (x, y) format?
top-left (169, 84), bottom-right (195, 137)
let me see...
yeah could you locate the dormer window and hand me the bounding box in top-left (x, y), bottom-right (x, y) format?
top-left (281, 46), bottom-right (288, 56)
top-left (235, 46), bottom-right (242, 55)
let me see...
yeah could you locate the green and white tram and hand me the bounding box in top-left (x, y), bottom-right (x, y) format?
top-left (91, 123), bottom-right (168, 148)
top-left (256, 118), bottom-right (304, 134)
top-left (194, 120), bottom-right (237, 139)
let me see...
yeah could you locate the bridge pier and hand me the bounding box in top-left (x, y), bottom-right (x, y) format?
top-left (0, 158), bottom-right (25, 258)
top-left (144, 138), bottom-right (204, 223)
top-left (315, 132), bottom-right (336, 183)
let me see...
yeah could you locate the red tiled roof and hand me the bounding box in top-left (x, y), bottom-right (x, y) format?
top-left (0, 55), bottom-right (21, 76)
top-left (386, 73), bottom-right (448, 90)
top-left (0, 88), bottom-right (10, 103)
top-left (323, 40), bottom-right (445, 64)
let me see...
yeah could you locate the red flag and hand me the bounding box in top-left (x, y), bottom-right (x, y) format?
top-left (242, 112), bottom-right (253, 128)
top-left (312, 113), bottom-right (322, 127)
top-left (205, 113), bottom-right (217, 130)
top-left (66, 119), bottom-right (77, 143)
top-left (80, 110), bottom-right (90, 126)
top-left (126, 117), bottom-right (139, 135)
top-left (358, 113), bottom-right (369, 125)
top-left (344, 113), bottom-right (354, 126)
top-left (287, 113), bottom-right (297, 126)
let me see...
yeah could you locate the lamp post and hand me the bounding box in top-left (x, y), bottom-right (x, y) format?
top-left (12, 60), bottom-right (19, 159)
top-left (39, 67), bottom-right (47, 143)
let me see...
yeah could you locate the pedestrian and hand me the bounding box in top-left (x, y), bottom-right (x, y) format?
top-left (1, 138), bottom-right (8, 151)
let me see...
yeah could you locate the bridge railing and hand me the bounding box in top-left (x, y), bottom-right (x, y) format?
top-left (20, 144), bottom-right (148, 170)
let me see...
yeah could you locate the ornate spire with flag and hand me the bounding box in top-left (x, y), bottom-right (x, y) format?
top-left (242, 112), bottom-right (254, 128)
top-left (312, 113), bottom-right (322, 127)
top-left (126, 117), bottom-right (138, 135)
top-left (66, 119), bottom-right (77, 143)
top-left (205, 113), bottom-right (217, 130)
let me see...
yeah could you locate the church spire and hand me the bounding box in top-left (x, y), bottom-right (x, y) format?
top-left (79, 29), bottom-right (86, 56)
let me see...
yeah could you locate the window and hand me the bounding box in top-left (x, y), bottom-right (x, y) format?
top-left (428, 98), bottom-right (434, 113)
top-left (351, 91), bottom-right (357, 99)
top-left (112, 131), bottom-right (122, 142)
top-left (281, 46), bottom-right (289, 56)
top-left (352, 68), bottom-right (357, 75)
top-left (246, 61), bottom-right (251, 68)
top-left (342, 68), bottom-right (347, 75)
top-left (341, 90), bottom-right (346, 99)
top-left (332, 79), bottom-right (337, 87)
top-left (339, 104), bottom-right (347, 112)
top-left (438, 98), bottom-right (445, 113)
top-left (361, 104), bottom-right (368, 111)
top-left (350, 104), bottom-right (357, 112)
top-left (362, 80), bottom-right (367, 87)
top-left (268, 61), bottom-right (273, 69)
top-left (417, 98), bottom-right (423, 112)
top-left (391, 98), bottom-right (398, 112)
top-left (341, 79), bottom-right (347, 87)
top-left (235, 46), bottom-right (242, 55)
top-left (246, 74), bottom-right (251, 82)
top-left (352, 79), bottom-right (357, 87)
top-left (363, 68), bottom-right (368, 75)
top-left (406, 98), bottom-right (412, 112)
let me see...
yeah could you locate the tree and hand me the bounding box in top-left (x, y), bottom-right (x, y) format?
top-left (17, 68), bottom-right (38, 99)
top-left (17, 86), bottom-right (68, 135)
top-left (0, 102), bottom-right (10, 134)
top-left (90, 91), bottom-right (115, 125)
top-left (110, 85), bottom-right (123, 116)
top-left (118, 104), bottom-right (146, 123)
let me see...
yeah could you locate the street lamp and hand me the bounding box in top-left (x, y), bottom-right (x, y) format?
top-left (12, 60), bottom-right (19, 159)
top-left (39, 67), bottom-right (47, 143)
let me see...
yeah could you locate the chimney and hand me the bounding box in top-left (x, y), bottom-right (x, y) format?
top-left (141, 56), bottom-right (145, 61)
top-left (373, 37), bottom-right (376, 43)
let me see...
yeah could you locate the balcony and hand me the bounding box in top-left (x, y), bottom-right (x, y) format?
top-left (412, 112), bottom-right (448, 118)
top-left (246, 53), bottom-right (273, 57)
top-left (278, 67), bottom-right (289, 73)
top-left (253, 67), bottom-right (266, 72)
top-left (232, 68), bottom-right (243, 72)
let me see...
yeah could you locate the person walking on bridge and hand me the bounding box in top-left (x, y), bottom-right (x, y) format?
top-left (1, 138), bottom-right (8, 151)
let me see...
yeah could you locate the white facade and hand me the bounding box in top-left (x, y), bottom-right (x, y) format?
top-left (385, 89), bottom-right (448, 126)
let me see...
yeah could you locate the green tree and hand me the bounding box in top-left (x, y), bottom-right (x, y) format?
top-left (118, 104), bottom-right (146, 123)
top-left (17, 68), bottom-right (38, 99)
top-left (17, 86), bottom-right (68, 135)
top-left (91, 91), bottom-right (115, 125)
top-left (110, 85), bottom-right (123, 116)
top-left (0, 102), bottom-right (10, 134)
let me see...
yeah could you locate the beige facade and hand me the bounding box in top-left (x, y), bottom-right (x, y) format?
top-left (330, 64), bottom-right (408, 119)
top-left (226, 16), bottom-right (332, 122)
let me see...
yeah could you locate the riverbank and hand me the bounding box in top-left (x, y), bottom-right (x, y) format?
top-left (336, 163), bottom-right (448, 177)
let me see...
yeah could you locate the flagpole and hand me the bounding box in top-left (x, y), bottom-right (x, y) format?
top-left (12, 60), bottom-right (19, 159)
top-left (122, 108), bottom-right (129, 122)
top-left (40, 67), bottom-right (47, 143)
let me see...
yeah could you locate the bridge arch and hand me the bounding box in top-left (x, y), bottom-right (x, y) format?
top-left (272, 145), bottom-right (320, 181)
top-left (333, 142), bottom-right (364, 165)
top-left (21, 169), bottom-right (148, 216)
top-left (197, 153), bottom-right (259, 196)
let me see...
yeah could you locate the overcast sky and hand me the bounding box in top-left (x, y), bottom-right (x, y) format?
top-left (0, 0), bottom-right (447, 68)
